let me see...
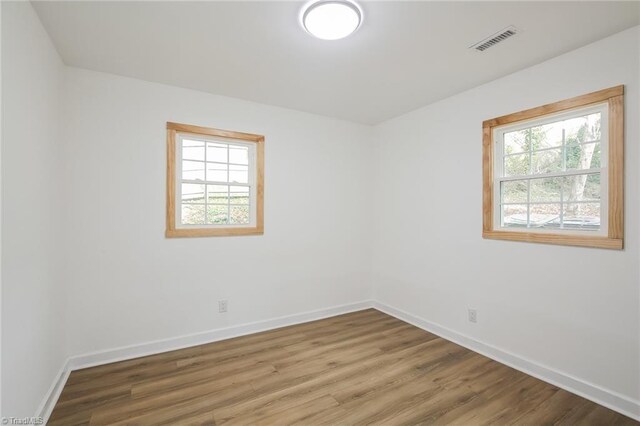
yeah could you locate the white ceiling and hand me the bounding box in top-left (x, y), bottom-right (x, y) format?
top-left (33, 1), bottom-right (639, 124)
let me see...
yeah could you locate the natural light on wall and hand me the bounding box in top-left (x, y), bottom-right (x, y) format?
top-left (302, 0), bottom-right (362, 40)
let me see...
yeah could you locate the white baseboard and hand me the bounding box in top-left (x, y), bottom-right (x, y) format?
top-left (37, 300), bottom-right (374, 423)
top-left (35, 360), bottom-right (70, 423)
top-left (37, 298), bottom-right (639, 423)
top-left (66, 300), bottom-right (374, 371)
top-left (373, 301), bottom-right (640, 422)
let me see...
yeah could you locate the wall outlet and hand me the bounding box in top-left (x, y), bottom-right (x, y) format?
top-left (218, 300), bottom-right (228, 313)
top-left (468, 308), bottom-right (477, 323)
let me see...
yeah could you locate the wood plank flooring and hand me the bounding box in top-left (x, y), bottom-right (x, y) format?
top-left (49, 309), bottom-right (638, 425)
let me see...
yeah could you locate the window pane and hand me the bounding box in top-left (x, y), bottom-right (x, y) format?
top-left (229, 146), bottom-right (249, 165)
top-left (531, 122), bottom-right (563, 150)
top-left (207, 143), bottom-right (227, 163)
top-left (182, 139), bottom-right (205, 161)
top-left (207, 185), bottom-right (228, 204)
top-left (564, 112), bottom-right (601, 144)
top-left (583, 173), bottom-right (601, 201)
top-left (230, 205), bottom-right (250, 224)
top-left (183, 140), bottom-right (205, 161)
top-left (502, 204), bottom-right (527, 228)
top-left (229, 164), bottom-right (248, 184)
top-left (504, 153), bottom-right (529, 176)
top-left (182, 160), bottom-right (205, 181)
top-left (504, 130), bottom-right (528, 155)
top-left (207, 205), bottom-right (228, 224)
top-left (563, 173), bottom-right (600, 202)
top-left (531, 147), bottom-right (562, 174)
top-left (501, 180), bottom-right (527, 204)
top-left (566, 142), bottom-right (600, 170)
top-left (230, 186), bottom-right (249, 205)
top-left (206, 163), bottom-right (228, 182)
top-left (181, 184), bottom-right (205, 204)
top-left (530, 203), bottom-right (561, 229)
top-left (563, 203), bottom-right (600, 230)
top-left (182, 204), bottom-right (205, 225)
top-left (530, 177), bottom-right (562, 203)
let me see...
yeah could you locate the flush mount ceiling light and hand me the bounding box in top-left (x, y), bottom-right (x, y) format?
top-left (301, 0), bottom-right (362, 40)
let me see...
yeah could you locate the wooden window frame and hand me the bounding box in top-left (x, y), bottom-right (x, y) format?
top-left (482, 86), bottom-right (624, 249)
top-left (166, 122), bottom-right (264, 238)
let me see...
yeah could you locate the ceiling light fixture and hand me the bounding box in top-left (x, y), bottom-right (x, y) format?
top-left (301, 0), bottom-right (362, 41)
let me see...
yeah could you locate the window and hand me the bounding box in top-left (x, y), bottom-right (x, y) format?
top-left (166, 122), bottom-right (264, 237)
top-left (483, 86), bottom-right (624, 249)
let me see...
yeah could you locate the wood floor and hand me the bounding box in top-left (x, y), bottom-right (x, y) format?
top-left (49, 309), bottom-right (637, 425)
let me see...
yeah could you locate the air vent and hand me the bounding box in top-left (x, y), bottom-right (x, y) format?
top-left (470, 26), bottom-right (518, 52)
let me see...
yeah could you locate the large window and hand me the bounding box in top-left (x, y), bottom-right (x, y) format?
top-left (483, 86), bottom-right (624, 249)
top-left (166, 122), bottom-right (264, 237)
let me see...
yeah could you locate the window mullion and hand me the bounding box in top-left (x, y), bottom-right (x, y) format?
top-left (181, 179), bottom-right (250, 186)
top-left (526, 178), bottom-right (531, 228)
top-left (204, 140), bottom-right (209, 224)
top-left (561, 128), bottom-right (566, 172)
top-left (560, 177), bottom-right (564, 229)
top-left (528, 128), bottom-right (533, 175)
top-left (226, 144), bottom-right (230, 225)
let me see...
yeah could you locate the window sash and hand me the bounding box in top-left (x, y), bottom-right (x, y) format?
top-left (175, 133), bottom-right (257, 228)
top-left (497, 167), bottom-right (603, 182)
top-left (492, 103), bottom-right (609, 236)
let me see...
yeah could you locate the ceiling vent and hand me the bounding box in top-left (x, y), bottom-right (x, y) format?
top-left (470, 26), bottom-right (518, 52)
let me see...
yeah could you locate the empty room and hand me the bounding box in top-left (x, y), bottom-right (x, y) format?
top-left (1, 0), bottom-right (639, 424)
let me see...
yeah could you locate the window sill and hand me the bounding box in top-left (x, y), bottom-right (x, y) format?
top-left (482, 230), bottom-right (622, 249)
top-left (166, 227), bottom-right (264, 238)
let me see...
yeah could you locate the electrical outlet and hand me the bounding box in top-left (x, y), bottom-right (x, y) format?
top-left (468, 308), bottom-right (477, 323)
top-left (218, 300), bottom-right (228, 313)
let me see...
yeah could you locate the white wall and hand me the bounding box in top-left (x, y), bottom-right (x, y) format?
top-left (1, 1), bottom-right (66, 417)
top-left (372, 26), bottom-right (639, 404)
top-left (60, 68), bottom-right (373, 356)
top-left (0, 1), bottom-right (4, 418)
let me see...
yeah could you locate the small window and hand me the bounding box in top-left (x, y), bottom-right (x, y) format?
top-left (166, 122), bottom-right (264, 237)
top-left (483, 86), bottom-right (624, 249)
